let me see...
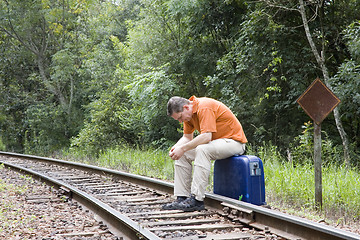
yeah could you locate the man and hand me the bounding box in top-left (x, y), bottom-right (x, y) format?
top-left (163, 96), bottom-right (247, 212)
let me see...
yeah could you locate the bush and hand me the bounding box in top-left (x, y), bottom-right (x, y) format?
top-left (289, 121), bottom-right (344, 166)
top-left (0, 136), bottom-right (5, 151)
top-left (24, 104), bottom-right (74, 155)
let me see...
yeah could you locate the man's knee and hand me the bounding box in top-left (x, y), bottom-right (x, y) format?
top-left (175, 150), bottom-right (195, 168)
top-left (175, 157), bottom-right (191, 168)
top-left (195, 143), bottom-right (213, 156)
top-left (194, 144), bottom-right (213, 170)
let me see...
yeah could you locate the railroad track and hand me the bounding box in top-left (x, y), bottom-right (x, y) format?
top-left (0, 151), bottom-right (359, 240)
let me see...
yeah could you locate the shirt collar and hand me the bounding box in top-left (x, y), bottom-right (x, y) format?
top-left (189, 95), bottom-right (198, 113)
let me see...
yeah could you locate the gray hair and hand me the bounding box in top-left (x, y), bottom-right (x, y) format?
top-left (167, 96), bottom-right (189, 116)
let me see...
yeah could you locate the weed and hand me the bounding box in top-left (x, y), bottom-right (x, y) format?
top-left (0, 178), bottom-right (35, 237)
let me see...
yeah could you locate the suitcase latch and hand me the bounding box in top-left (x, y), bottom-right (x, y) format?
top-left (250, 161), bottom-right (261, 176)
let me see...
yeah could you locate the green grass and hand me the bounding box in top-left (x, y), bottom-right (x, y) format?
top-left (60, 146), bottom-right (174, 181)
top-left (96, 147), bottom-right (174, 180)
top-left (251, 144), bottom-right (360, 225)
top-left (264, 159), bottom-right (360, 221)
top-left (323, 165), bottom-right (360, 223)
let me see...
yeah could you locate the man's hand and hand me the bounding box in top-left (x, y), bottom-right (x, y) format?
top-left (168, 132), bottom-right (212, 160)
top-left (169, 145), bottom-right (185, 160)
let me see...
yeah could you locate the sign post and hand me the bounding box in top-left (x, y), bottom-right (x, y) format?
top-left (297, 78), bottom-right (340, 209)
top-left (314, 122), bottom-right (322, 208)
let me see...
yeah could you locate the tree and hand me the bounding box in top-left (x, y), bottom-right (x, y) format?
top-left (0, 0), bottom-right (85, 152)
top-left (250, 0), bottom-right (359, 165)
top-left (330, 21), bottom-right (360, 163)
top-left (298, 0), bottom-right (350, 166)
top-left (0, 0), bottom-right (70, 112)
top-left (0, 0), bottom-right (124, 152)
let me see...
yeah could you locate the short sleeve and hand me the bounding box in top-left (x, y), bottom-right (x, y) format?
top-left (184, 121), bottom-right (194, 134)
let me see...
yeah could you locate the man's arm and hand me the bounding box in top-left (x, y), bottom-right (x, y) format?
top-left (181, 132), bottom-right (212, 152)
top-left (169, 132), bottom-right (212, 160)
top-left (172, 133), bottom-right (193, 148)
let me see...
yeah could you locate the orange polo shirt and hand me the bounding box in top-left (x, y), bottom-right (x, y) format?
top-left (183, 96), bottom-right (248, 143)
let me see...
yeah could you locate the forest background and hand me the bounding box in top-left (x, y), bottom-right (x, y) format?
top-left (0, 0), bottom-right (360, 227)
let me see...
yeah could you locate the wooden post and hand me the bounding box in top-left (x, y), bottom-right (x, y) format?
top-left (314, 122), bottom-right (322, 209)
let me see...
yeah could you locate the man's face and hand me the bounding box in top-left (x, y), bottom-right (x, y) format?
top-left (171, 105), bottom-right (192, 123)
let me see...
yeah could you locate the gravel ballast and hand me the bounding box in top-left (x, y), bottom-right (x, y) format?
top-left (0, 165), bottom-right (119, 240)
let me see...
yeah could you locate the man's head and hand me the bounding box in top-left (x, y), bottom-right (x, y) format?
top-left (167, 96), bottom-right (192, 123)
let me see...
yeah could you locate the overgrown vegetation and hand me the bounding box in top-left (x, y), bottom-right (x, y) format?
top-left (62, 146), bottom-right (174, 180)
top-left (252, 144), bottom-right (360, 225)
top-left (0, 0), bottom-right (359, 163)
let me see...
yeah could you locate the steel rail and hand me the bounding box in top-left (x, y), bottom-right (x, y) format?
top-left (1, 151), bottom-right (359, 240)
top-left (0, 158), bottom-right (161, 240)
top-left (0, 151), bottom-right (174, 195)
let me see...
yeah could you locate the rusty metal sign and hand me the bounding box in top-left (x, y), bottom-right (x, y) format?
top-left (297, 78), bottom-right (340, 125)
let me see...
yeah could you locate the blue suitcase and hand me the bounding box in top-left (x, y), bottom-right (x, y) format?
top-left (213, 155), bottom-right (266, 205)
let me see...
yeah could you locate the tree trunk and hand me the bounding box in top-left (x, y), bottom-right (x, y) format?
top-left (36, 54), bottom-right (68, 111)
top-left (299, 0), bottom-right (350, 167)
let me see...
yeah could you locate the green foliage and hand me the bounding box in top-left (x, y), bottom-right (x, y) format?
top-left (267, 159), bottom-right (315, 207)
top-left (24, 104), bottom-right (74, 155)
top-left (265, 156), bottom-right (360, 221)
top-left (330, 21), bottom-right (360, 162)
top-left (0, 0), bottom-right (88, 153)
top-left (71, 87), bottom-right (138, 154)
top-left (204, 8), bottom-right (303, 150)
top-left (71, 65), bottom-right (181, 153)
top-left (0, 136), bottom-right (5, 151)
top-left (343, 21), bottom-right (360, 61)
top-left (0, 0), bottom-right (138, 154)
top-left (0, 0), bottom-right (359, 164)
top-left (125, 66), bottom-right (181, 147)
top-left (287, 121), bottom-right (343, 165)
